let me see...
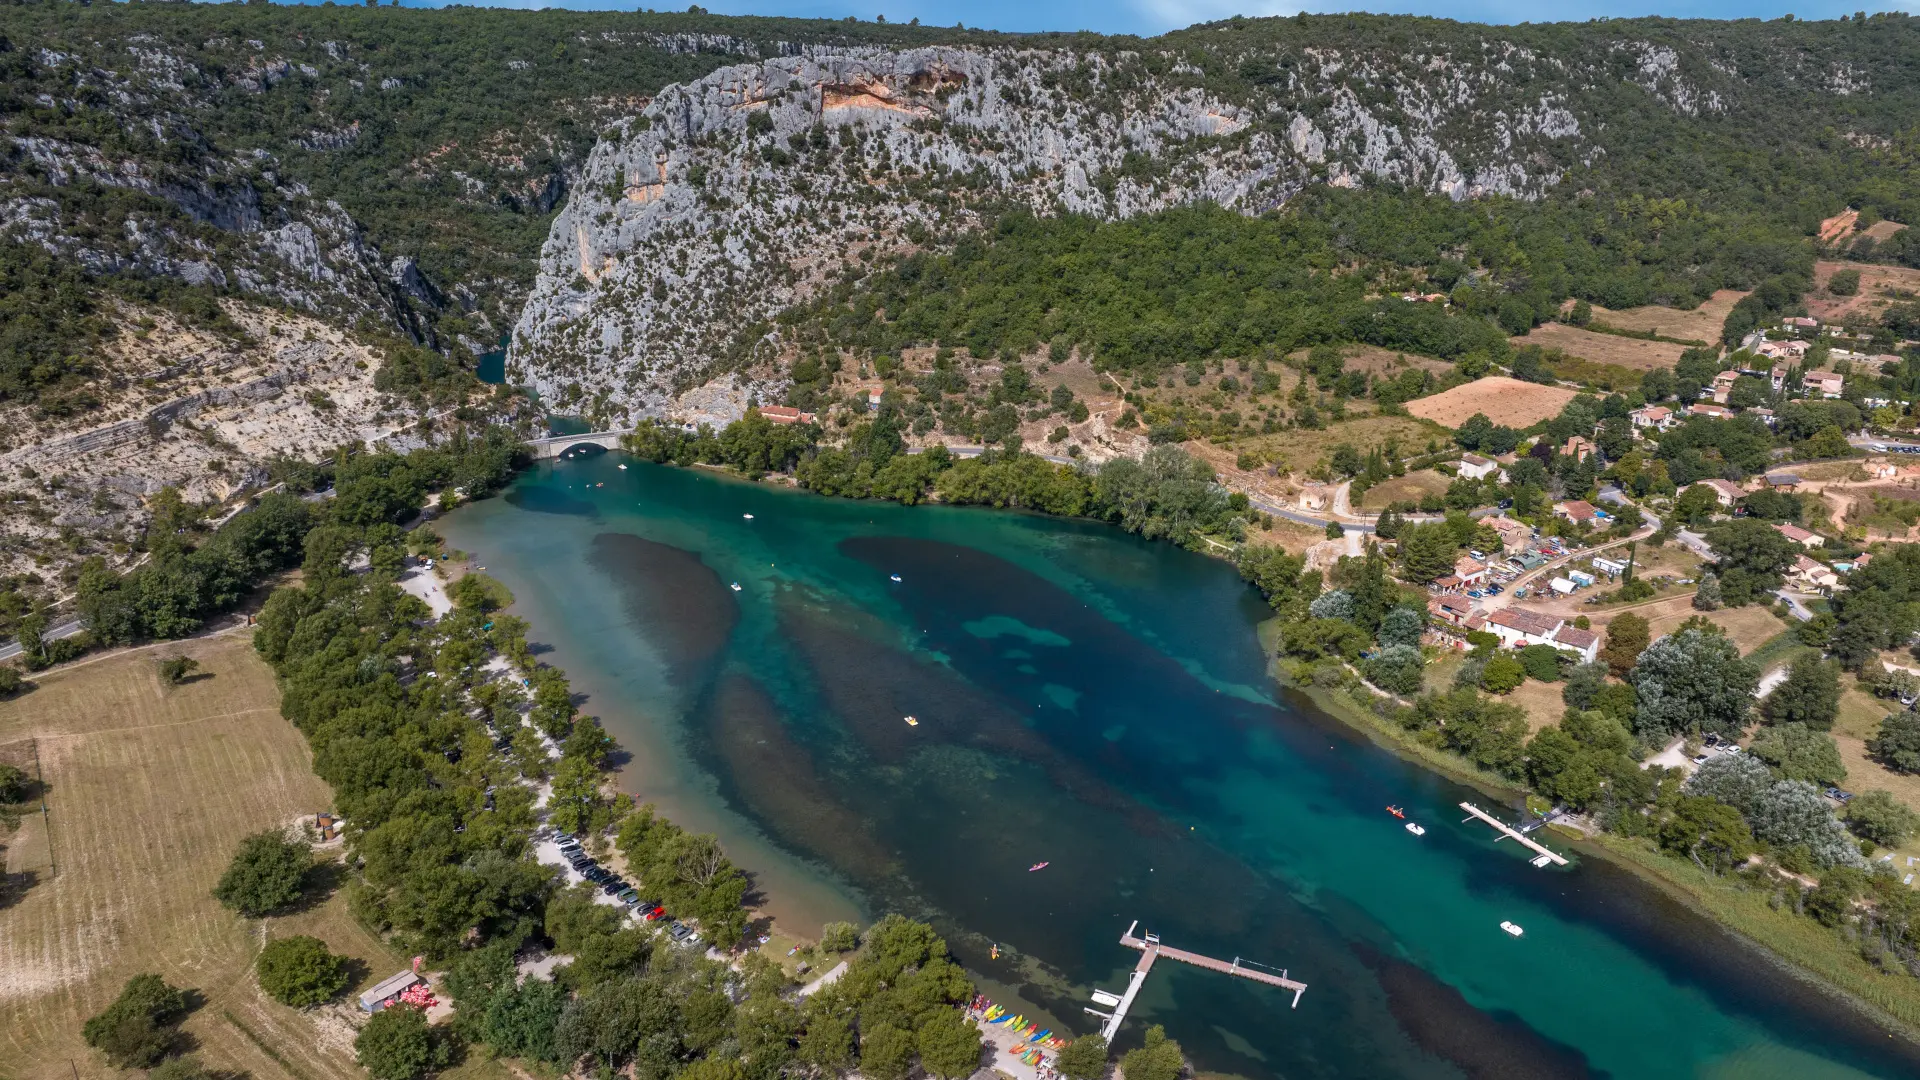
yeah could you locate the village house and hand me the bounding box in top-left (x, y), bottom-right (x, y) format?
top-left (1792, 555), bottom-right (1840, 592)
top-left (1775, 522), bottom-right (1826, 548)
top-left (1554, 500), bottom-right (1600, 526)
top-left (1770, 362), bottom-right (1791, 392)
top-left (1764, 472), bottom-right (1803, 491)
top-left (1710, 370), bottom-right (1739, 403)
top-left (1757, 338), bottom-right (1810, 363)
top-left (1458, 452), bottom-right (1501, 481)
top-left (1454, 556), bottom-right (1490, 588)
top-left (1629, 405), bottom-right (1674, 431)
top-left (1483, 516), bottom-right (1533, 555)
top-left (1784, 316), bottom-right (1821, 331)
top-left (1560, 436), bottom-right (1597, 462)
top-left (758, 405), bottom-right (817, 425)
top-left (1296, 483), bottom-right (1332, 512)
top-left (1689, 402), bottom-right (1736, 420)
top-left (1427, 594), bottom-right (1476, 626)
top-left (1552, 625), bottom-right (1601, 665)
top-left (1746, 406), bottom-right (1776, 426)
top-left (1691, 478), bottom-right (1744, 507)
top-left (1804, 371), bottom-right (1845, 398)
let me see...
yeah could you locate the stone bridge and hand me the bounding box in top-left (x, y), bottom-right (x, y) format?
top-left (528, 430), bottom-right (630, 459)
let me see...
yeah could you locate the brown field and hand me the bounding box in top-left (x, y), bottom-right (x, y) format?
top-left (0, 634), bottom-right (488, 1080)
top-left (1810, 260), bottom-right (1920, 323)
top-left (1626, 595), bottom-right (1790, 655)
top-left (1511, 323), bottom-right (1690, 372)
top-left (1405, 376), bottom-right (1578, 429)
top-left (1833, 682), bottom-right (1920, 866)
top-left (1225, 413), bottom-right (1450, 478)
top-left (1357, 469), bottom-right (1452, 510)
top-left (1582, 289), bottom-right (1746, 343)
top-left (1504, 679), bottom-right (1571, 734)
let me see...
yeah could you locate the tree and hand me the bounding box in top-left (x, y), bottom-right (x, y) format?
top-left (1748, 780), bottom-right (1865, 868)
top-left (916, 1008), bottom-right (984, 1080)
top-left (82, 974), bottom-right (191, 1068)
top-left (256, 935), bottom-right (349, 1007)
top-left (1307, 589), bottom-right (1352, 620)
top-left (1762, 655), bottom-right (1840, 729)
top-left (1629, 628), bottom-right (1757, 741)
top-left (1706, 520), bottom-right (1799, 606)
top-left (157, 655), bottom-right (200, 686)
top-left (0, 664), bottom-right (23, 697)
top-left (1748, 723), bottom-right (1847, 786)
top-left (1056, 1035), bottom-right (1110, 1080)
top-left (0, 761), bottom-right (29, 803)
top-left (1600, 612), bottom-right (1649, 677)
top-left (1685, 752), bottom-right (1776, 817)
top-left (1868, 711), bottom-right (1920, 773)
top-left (1846, 790), bottom-right (1920, 847)
top-left (483, 979), bottom-right (568, 1063)
top-left (1377, 606), bottom-right (1425, 649)
top-left (860, 1023), bottom-right (917, 1080)
top-left (356, 1005), bottom-right (448, 1080)
top-left (1658, 795), bottom-right (1756, 872)
top-left (449, 572), bottom-right (513, 612)
top-left (1692, 571), bottom-right (1722, 611)
top-left (1518, 643), bottom-right (1567, 682)
top-left (1363, 644), bottom-right (1425, 696)
top-left (819, 921), bottom-right (861, 953)
top-left (213, 831), bottom-right (311, 917)
top-left (1480, 653), bottom-right (1526, 694)
top-left (1397, 522), bottom-right (1458, 585)
top-left (798, 1010), bottom-right (854, 1072)
top-left (1120, 1025), bottom-right (1185, 1080)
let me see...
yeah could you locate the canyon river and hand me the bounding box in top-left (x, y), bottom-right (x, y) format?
top-left (440, 453), bottom-right (1920, 1079)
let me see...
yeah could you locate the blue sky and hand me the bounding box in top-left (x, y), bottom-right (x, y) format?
top-left (381, 0), bottom-right (1920, 37)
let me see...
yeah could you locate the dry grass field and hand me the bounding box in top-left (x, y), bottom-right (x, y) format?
top-left (1404, 376), bottom-right (1578, 429)
top-left (0, 633), bottom-right (491, 1080)
top-left (1634, 595), bottom-right (1790, 654)
top-left (1224, 413), bottom-right (1447, 476)
top-left (1581, 289), bottom-right (1746, 343)
top-left (1809, 260), bottom-right (1920, 324)
top-left (1510, 323), bottom-right (1690, 372)
top-left (1356, 469), bottom-right (1451, 510)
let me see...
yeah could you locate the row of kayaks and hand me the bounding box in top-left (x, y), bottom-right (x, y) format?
top-left (977, 1001), bottom-right (1066, 1053)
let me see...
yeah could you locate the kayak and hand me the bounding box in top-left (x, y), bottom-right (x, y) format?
top-left (1028, 862), bottom-right (1049, 872)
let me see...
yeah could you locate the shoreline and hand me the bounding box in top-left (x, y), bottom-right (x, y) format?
top-left (1262, 623), bottom-right (1920, 1044)
top-left (433, 494), bottom-right (867, 941)
top-left (467, 450), bottom-right (1920, 1057)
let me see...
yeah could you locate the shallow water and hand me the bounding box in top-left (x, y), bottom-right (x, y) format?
top-left (442, 454), bottom-right (1920, 1079)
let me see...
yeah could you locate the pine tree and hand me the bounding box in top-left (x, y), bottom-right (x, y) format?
top-left (1692, 571), bottom-right (1722, 611)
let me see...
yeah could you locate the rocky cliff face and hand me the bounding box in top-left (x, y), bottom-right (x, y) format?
top-left (509, 41), bottom-right (1631, 420)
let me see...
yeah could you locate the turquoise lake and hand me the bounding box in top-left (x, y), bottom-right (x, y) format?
top-left (440, 452), bottom-right (1920, 1079)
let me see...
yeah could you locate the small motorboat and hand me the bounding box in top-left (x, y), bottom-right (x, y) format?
top-left (618, 463), bottom-right (627, 470)
top-left (1499, 921), bottom-right (1524, 938)
top-left (890, 573), bottom-right (902, 582)
top-left (1387, 805), bottom-right (1406, 819)
top-left (730, 582), bottom-right (742, 592)
top-left (1405, 822), bottom-right (1426, 836)
top-left (904, 716), bottom-right (920, 727)
top-left (1028, 862), bottom-right (1049, 872)
top-left (743, 513), bottom-right (755, 520)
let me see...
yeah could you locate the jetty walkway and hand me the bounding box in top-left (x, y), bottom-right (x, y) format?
top-left (1460, 802), bottom-right (1569, 866)
top-left (1088, 921), bottom-right (1306, 1041)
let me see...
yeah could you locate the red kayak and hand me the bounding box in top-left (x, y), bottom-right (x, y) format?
top-left (1387, 806), bottom-right (1406, 819)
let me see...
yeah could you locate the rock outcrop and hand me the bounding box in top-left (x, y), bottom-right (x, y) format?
top-left (508, 43), bottom-right (1618, 421)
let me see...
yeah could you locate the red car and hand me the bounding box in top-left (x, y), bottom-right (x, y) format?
top-left (641, 905), bottom-right (666, 921)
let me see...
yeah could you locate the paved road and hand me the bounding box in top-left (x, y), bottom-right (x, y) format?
top-left (0, 617), bottom-right (86, 663)
top-left (1774, 590), bottom-right (1818, 623)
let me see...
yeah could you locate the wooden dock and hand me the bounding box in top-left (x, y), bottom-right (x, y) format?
top-left (1092, 921), bottom-right (1305, 1040)
top-left (1460, 802), bottom-right (1569, 866)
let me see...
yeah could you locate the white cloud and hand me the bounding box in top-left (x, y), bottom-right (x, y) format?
top-left (1127, 0), bottom-right (1306, 33)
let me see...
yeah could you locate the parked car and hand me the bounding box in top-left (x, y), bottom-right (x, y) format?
top-left (640, 905), bottom-right (666, 921)
top-left (1485, 585), bottom-right (1503, 595)
top-left (618, 889), bottom-right (640, 905)
top-left (602, 879), bottom-right (628, 896)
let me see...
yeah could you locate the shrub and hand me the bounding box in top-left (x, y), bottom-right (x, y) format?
top-left (82, 974), bottom-right (191, 1068)
top-left (1868, 711), bottom-right (1920, 773)
top-left (819, 921), bottom-right (861, 953)
top-left (0, 664), bottom-right (24, 697)
top-left (157, 656), bottom-right (200, 686)
top-left (0, 761), bottom-right (29, 803)
top-left (257, 935), bottom-right (349, 1007)
top-left (1846, 790), bottom-right (1920, 847)
top-left (1481, 653), bottom-right (1526, 694)
top-left (213, 831), bottom-right (311, 917)
top-left (1056, 1035), bottom-right (1110, 1080)
top-left (1518, 643), bottom-right (1567, 682)
top-left (356, 1005), bottom-right (449, 1080)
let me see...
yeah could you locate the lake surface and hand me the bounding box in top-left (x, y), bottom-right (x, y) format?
top-left (441, 453), bottom-right (1920, 1080)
